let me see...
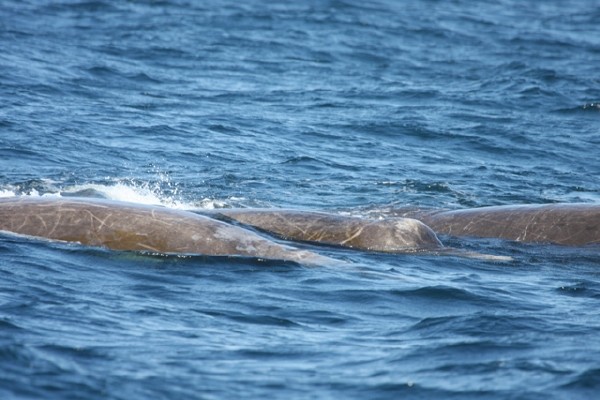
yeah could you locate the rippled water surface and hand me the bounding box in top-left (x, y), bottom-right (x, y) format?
top-left (1, 1), bottom-right (599, 399)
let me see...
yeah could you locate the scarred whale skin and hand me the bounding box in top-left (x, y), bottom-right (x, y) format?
top-left (205, 209), bottom-right (443, 252)
top-left (395, 204), bottom-right (600, 246)
top-left (0, 197), bottom-right (337, 266)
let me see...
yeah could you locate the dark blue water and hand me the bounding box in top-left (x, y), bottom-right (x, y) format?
top-left (1, 1), bottom-right (599, 398)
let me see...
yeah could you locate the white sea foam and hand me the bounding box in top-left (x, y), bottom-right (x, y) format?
top-left (1, 178), bottom-right (238, 211)
top-left (0, 189), bottom-right (16, 198)
top-left (59, 180), bottom-right (240, 212)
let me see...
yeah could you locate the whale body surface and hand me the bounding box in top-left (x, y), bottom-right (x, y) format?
top-left (1, 197), bottom-right (597, 267)
top-left (0, 197), bottom-right (337, 266)
top-left (208, 209), bottom-right (442, 252)
top-left (392, 204), bottom-right (600, 246)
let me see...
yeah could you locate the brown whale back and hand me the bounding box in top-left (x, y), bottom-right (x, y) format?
top-left (399, 204), bottom-right (600, 246)
top-left (0, 197), bottom-right (337, 265)
top-left (209, 209), bottom-right (443, 252)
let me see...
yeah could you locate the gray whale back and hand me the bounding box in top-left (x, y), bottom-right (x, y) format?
top-left (0, 197), bottom-right (337, 266)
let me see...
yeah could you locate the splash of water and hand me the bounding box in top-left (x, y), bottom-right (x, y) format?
top-left (0, 177), bottom-right (241, 212)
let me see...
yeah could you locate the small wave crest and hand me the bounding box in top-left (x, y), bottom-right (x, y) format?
top-left (0, 189), bottom-right (17, 198)
top-left (556, 102), bottom-right (600, 113)
top-left (63, 182), bottom-right (188, 209)
top-left (0, 179), bottom-right (239, 211)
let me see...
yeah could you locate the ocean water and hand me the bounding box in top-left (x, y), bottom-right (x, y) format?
top-left (1, 0), bottom-right (599, 399)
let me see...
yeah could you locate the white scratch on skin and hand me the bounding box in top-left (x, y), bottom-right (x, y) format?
top-left (82, 209), bottom-right (112, 231)
top-left (340, 226), bottom-right (364, 246)
top-left (16, 215), bottom-right (33, 232)
top-left (34, 215), bottom-right (48, 231)
top-left (47, 211), bottom-right (64, 237)
top-left (519, 220), bottom-right (530, 242)
top-left (136, 242), bottom-right (163, 253)
top-left (518, 213), bottom-right (537, 242)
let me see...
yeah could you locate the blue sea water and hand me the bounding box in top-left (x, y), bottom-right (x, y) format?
top-left (1, 0), bottom-right (599, 398)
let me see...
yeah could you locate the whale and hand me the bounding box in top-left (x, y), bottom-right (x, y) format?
top-left (378, 204), bottom-right (600, 246)
top-left (204, 209), bottom-right (443, 253)
top-left (0, 197), bottom-right (339, 266)
top-left (4, 196), bottom-right (558, 263)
